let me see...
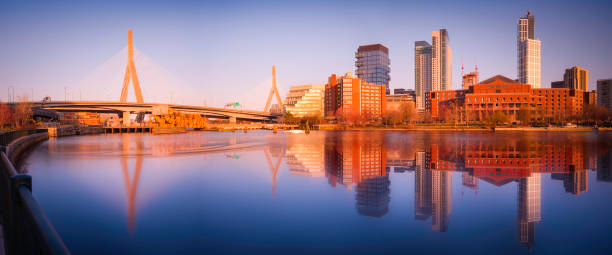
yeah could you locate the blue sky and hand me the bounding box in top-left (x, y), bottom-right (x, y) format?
top-left (1, 0), bottom-right (611, 109)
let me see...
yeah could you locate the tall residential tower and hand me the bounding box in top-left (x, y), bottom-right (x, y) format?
top-left (432, 29), bottom-right (452, 91)
top-left (415, 41), bottom-right (432, 110)
top-left (564, 66), bottom-right (589, 91)
top-left (518, 11), bottom-right (541, 88)
top-left (355, 44), bottom-right (391, 94)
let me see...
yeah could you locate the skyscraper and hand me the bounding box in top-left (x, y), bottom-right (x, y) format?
top-left (355, 44), bottom-right (391, 94)
top-left (432, 29), bottom-right (452, 91)
top-left (517, 11), bottom-right (535, 42)
top-left (564, 66), bottom-right (589, 91)
top-left (597, 79), bottom-right (612, 110)
top-left (415, 41), bottom-right (432, 110)
top-left (518, 11), bottom-right (541, 88)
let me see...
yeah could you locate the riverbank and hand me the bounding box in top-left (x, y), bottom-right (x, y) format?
top-left (319, 125), bottom-right (606, 132)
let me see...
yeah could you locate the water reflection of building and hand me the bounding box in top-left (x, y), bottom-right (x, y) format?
top-left (285, 137), bottom-right (325, 177)
top-left (551, 171), bottom-right (589, 195)
top-left (414, 151), bottom-right (432, 220)
top-left (518, 174), bottom-right (541, 248)
top-left (355, 169), bottom-right (391, 217)
top-left (414, 145), bottom-right (452, 232)
top-left (324, 133), bottom-right (390, 217)
top-left (426, 138), bottom-right (600, 248)
top-left (597, 150), bottom-right (612, 182)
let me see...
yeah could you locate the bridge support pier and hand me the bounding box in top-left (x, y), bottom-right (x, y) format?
top-left (123, 112), bottom-right (131, 126)
top-left (229, 116), bottom-right (236, 124)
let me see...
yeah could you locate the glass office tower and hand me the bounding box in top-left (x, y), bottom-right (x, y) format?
top-left (355, 44), bottom-right (391, 94)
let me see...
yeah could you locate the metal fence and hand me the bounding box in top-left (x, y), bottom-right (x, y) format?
top-left (0, 129), bottom-right (47, 147)
top-left (0, 129), bottom-right (71, 255)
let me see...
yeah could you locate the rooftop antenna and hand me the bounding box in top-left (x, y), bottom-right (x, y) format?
top-left (461, 57), bottom-right (464, 77)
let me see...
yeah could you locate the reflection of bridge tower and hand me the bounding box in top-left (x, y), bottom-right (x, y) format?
top-left (120, 29), bottom-right (144, 104)
top-left (121, 135), bottom-right (144, 233)
top-left (264, 65), bottom-right (283, 113)
top-left (264, 145), bottom-right (284, 196)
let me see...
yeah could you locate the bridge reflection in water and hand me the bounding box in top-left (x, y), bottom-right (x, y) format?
top-left (26, 131), bottom-right (612, 253)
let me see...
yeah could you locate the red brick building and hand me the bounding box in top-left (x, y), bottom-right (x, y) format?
top-left (325, 72), bottom-right (386, 121)
top-left (425, 75), bottom-right (585, 122)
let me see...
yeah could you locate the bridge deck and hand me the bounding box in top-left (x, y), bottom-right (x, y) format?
top-left (34, 101), bottom-right (280, 122)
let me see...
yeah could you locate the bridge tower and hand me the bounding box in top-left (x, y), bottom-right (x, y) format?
top-left (120, 29), bottom-right (144, 104)
top-left (264, 65), bottom-right (283, 112)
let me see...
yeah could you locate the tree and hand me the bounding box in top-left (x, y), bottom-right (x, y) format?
top-left (517, 105), bottom-right (531, 126)
top-left (594, 106), bottom-right (610, 126)
top-left (399, 102), bottom-right (417, 124)
top-left (0, 101), bottom-right (12, 130)
top-left (484, 111), bottom-right (509, 128)
top-left (383, 108), bottom-right (402, 127)
top-left (438, 104), bottom-right (452, 124)
top-left (14, 95), bottom-right (33, 128)
top-left (282, 112), bottom-right (296, 125)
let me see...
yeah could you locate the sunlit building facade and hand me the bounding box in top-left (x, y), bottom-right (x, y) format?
top-left (462, 69), bottom-right (479, 90)
top-left (324, 72), bottom-right (386, 121)
top-left (415, 41), bottom-right (433, 110)
top-left (355, 44), bottom-right (391, 94)
top-left (432, 29), bottom-right (452, 91)
top-left (426, 75), bottom-right (586, 121)
top-left (517, 11), bottom-right (540, 88)
top-left (284, 84), bottom-right (325, 118)
top-left (518, 39), bottom-right (541, 88)
top-left (564, 66), bottom-right (589, 91)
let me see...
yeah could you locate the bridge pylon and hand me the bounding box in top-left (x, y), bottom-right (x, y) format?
top-left (120, 29), bottom-right (144, 104)
top-left (264, 65), bottom-right (283, 112)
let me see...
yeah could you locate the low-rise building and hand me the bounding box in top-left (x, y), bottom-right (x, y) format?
top-left (325, 72), bottom-right (386, 121)
top-left (426, 75), bottom-right (586, 122)
top-left (284, 84), bottom-right (325, 118)
top-left (551, 81), bottom-right (564, 88)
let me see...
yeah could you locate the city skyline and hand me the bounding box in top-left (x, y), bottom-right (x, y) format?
top-left (1, 0), bottom-right (611, 110)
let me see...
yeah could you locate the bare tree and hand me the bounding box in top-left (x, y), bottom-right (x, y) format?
top-left (399, 102), bottom-right (416, 124)
top-left (14, 95), bottom-right (33, 128)
top-left (517, 105), bottom-right (531, 126)
top-left (0, 101), bottom-right (12, 130)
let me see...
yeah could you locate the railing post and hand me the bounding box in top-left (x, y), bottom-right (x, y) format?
top-left (12, 174), bottom-right (32, 201)
top-left (10, 174), bottom-right (32, 253)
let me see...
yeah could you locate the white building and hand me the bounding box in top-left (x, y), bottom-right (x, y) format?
top-left (517, 11), bottom-right (541, 88)
top-left (518, 39), bottom-right (541, 88)
top-left (284, 84), bottom-right (325, 118)
top-left (432, 29), bottom-right (452, 92)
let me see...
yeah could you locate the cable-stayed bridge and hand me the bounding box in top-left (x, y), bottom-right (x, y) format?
top-left (36, 30), bottom-right (283, 123)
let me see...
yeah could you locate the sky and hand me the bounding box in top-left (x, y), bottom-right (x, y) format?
top-left (1, 0), bottom-right (611, 109)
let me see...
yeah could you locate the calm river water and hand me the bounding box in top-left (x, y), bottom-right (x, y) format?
top-left (22, 131), bottom-right (612, 254)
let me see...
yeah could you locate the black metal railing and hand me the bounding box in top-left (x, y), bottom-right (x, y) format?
top-left (0, 129), bottom-right (47, 147)
top-left (0, 129), bottom-right (71, 255)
